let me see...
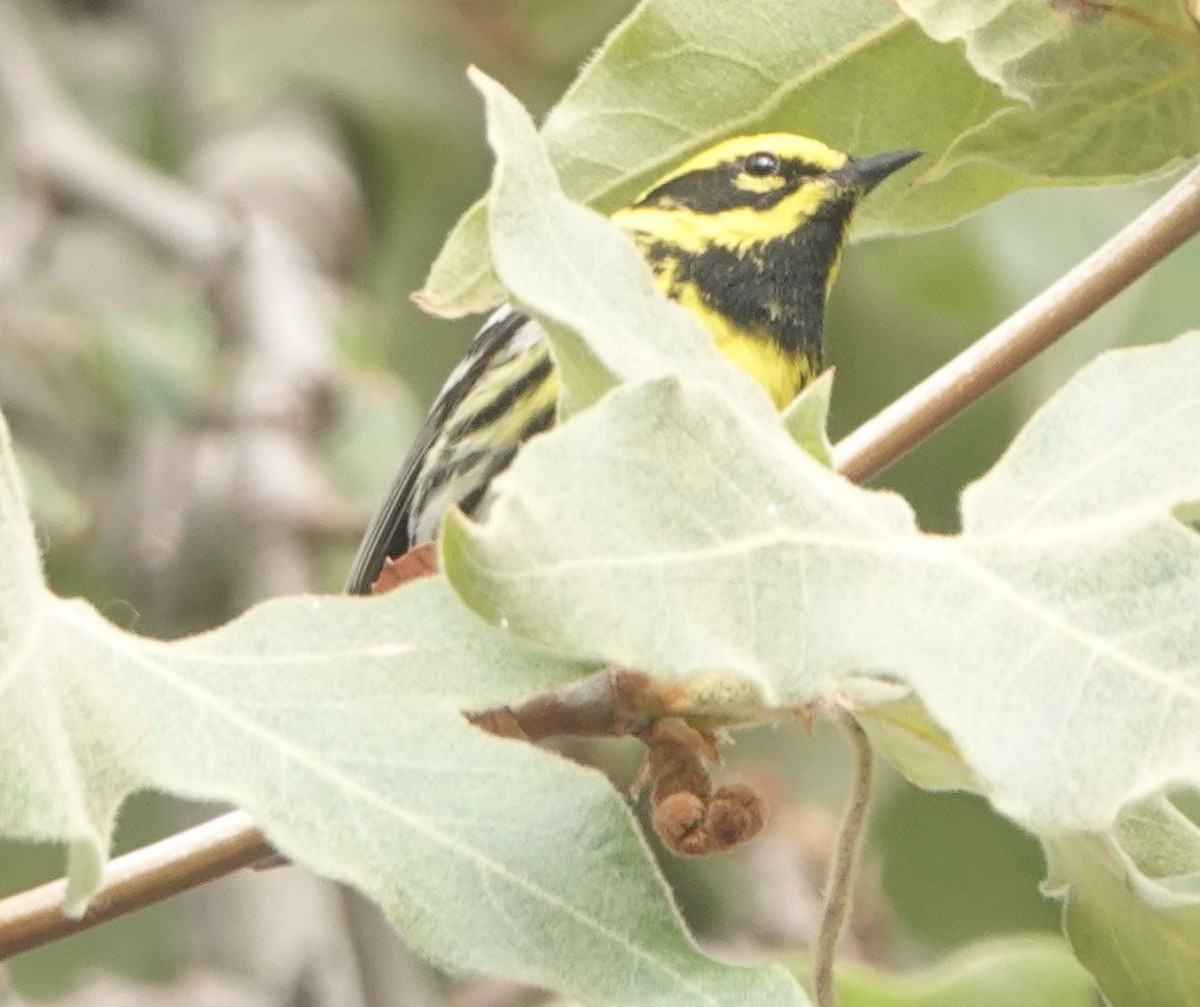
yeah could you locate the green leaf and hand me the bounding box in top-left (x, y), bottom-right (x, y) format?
top-left (1047, 832), bottom-right (1200, 1005)
top-left (0, 413), bottom-right (807, 1006)
top-left (422, 0), bottom-right (993, 314)
top-left (822, 936), bottom-right (1095, 1007)
top-left (473, 70), bottom-right (774, 418)
top-left (781, 369), bottom-right (836, 466)
top-left (421, 0), bottom-right (1200, 316)
top-left (1115, 798), bottom-right (1200, 880)
top-left (899, 0), bottom-right (1200, 179)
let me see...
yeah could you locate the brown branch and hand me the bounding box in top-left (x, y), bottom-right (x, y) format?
top-left (833, 160), bottom-right (1200, 483)
top-left (0, 811), bottom-right (270, 959)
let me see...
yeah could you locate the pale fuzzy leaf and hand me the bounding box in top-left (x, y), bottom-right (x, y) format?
top-left (473, 70), bottom-right (774, 419)
top-left (963, 336), bottom-right (1200, 529)
top-left (1115, 798), bottom-right (1200, 879)
top-left (1046, 833), bottom-right (1200, 1005)
top-left (0, 415), bottom-right (805, 1005)
top-left (443, 335), bottom-right (1200, 836)
top-left (443, 336), bottom-right (1200, 1002)
top-left (442, 375), bottom-right (919, 709)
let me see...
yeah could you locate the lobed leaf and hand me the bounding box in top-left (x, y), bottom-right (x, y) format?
top-left (444, 335), bottom-right (1200, 831)
top-left (443, 334), bottom-right (1200, 1004)
top-left (962, 336), bottom-right (1200, 529)
top-left (0, 409), bottom-right (807, 1006)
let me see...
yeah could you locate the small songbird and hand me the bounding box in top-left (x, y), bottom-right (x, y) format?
top-left (346, 134), bottom-right (920, 594)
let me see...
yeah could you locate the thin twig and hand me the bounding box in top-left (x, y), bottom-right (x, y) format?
top-left (0, 811), bottom-right (270, 958)
top-left (833, 161), bottom-right (1200, 483)
top-left (812, 709), bottom-right (873, 1007)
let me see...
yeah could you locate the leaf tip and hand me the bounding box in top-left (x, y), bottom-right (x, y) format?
top-left (63, 833), bottom-right (106, 918)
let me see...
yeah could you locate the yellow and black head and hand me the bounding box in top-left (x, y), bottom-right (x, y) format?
top-left (344, 133), bottom-right (919, 593)
top-left (614, 134), bottom-right (920, 405)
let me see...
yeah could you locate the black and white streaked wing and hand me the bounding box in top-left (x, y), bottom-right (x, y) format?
top-left (344, 306), bottom-right (556, 594)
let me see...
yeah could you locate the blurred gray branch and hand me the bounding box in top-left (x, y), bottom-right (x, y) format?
top-left (0, 1), bottom-right (229, 268)
top-left (0, 2), bottom-right (433, 1006)
top-left (0, 0), bottom-right (361, 612)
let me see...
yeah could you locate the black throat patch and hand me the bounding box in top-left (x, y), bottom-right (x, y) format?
top-left (646, 194), bottom-right (855, 362)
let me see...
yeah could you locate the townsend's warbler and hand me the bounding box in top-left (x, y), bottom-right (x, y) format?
top-left (346, 134), bottom-right (919, 594)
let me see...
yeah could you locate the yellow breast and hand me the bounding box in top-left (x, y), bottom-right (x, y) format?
top-left (665, 281), bottom-right (812, 408)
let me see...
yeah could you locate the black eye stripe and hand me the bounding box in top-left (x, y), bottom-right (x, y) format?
top-left (636, 155), bottom-right (829, 214)
top-left (784, 160), bottom-right (826, 180)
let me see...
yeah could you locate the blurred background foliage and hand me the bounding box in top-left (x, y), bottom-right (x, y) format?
top-left (1, 0), bottom-right (1195, 1003)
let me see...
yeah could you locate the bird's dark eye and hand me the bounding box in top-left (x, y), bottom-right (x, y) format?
top-left (744, 152), bottom-right (781, 177)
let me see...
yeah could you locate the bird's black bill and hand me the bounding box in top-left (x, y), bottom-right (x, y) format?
top-left (840, 148), bottom-right (923, 192)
